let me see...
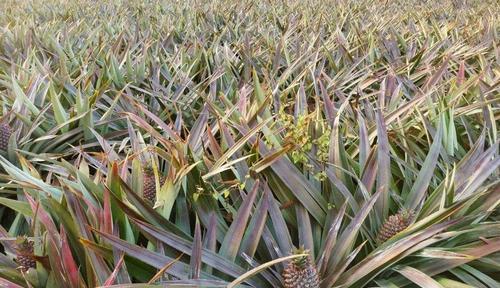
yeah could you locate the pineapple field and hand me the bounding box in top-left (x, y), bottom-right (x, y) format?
top-left (0, 0), bottom-right (499, 287)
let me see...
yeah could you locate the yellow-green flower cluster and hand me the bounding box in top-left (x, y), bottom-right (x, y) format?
top-left (279, 111), bottom-right (331, 182)
top-left (281, 113), bottom-right (312, 165)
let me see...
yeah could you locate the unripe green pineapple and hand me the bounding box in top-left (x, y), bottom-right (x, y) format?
top-left (0, 122), bottom-right (12, 151)
top-left (377, 209), bottom-right (414, 243)
top-left (15, 236), bottom-right (36, 271)
top-left (143, 165), bottom-right (165, 203)
top-left (282, 248), bottom-right (320, 288)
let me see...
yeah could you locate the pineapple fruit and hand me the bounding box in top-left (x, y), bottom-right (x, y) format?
top-left (282, 248), bottom-right (320, 288)
top-left (15, 236), bottom-right (36, 271)
top-left (377, 209), bottom-right (414, 243)
top-left (143, 165), bottom-right (165, 202)
top-left (0, 122), bottom-right (11, 151)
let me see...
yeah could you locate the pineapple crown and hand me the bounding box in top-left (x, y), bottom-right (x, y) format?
top-left (143, 163), bottom-right (157, 175)
top-left (143, 165), bottom-right (154, 174)
top-left (398, 208), bottom-right (415, 223)
top-left (291, 246), bottom-right (311, 268)
top-left (0, 110), bottom-right (13, 121)
top-left (15, 236), bottom-right (33, 252)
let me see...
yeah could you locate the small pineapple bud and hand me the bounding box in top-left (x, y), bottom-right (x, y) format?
top-left (282, 248), bottom-right (320, 288)
top-left (0, 123), bottom-right (12, 151)
top-left (377, 209), bottom-right (414, 243)
top-left (15, 236), bottom-right (36, 271)
top-left (142, 165), bottom-right (164, 203)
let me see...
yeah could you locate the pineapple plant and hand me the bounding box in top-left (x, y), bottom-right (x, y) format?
top-left (0, 0), bottom-right (498, 287)
top-left (377, 209), bottom-right (414, 243)
top-left (14, 236), bottom-right (36, 272)
top-left (282, 248), bottom-right (320, 288)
